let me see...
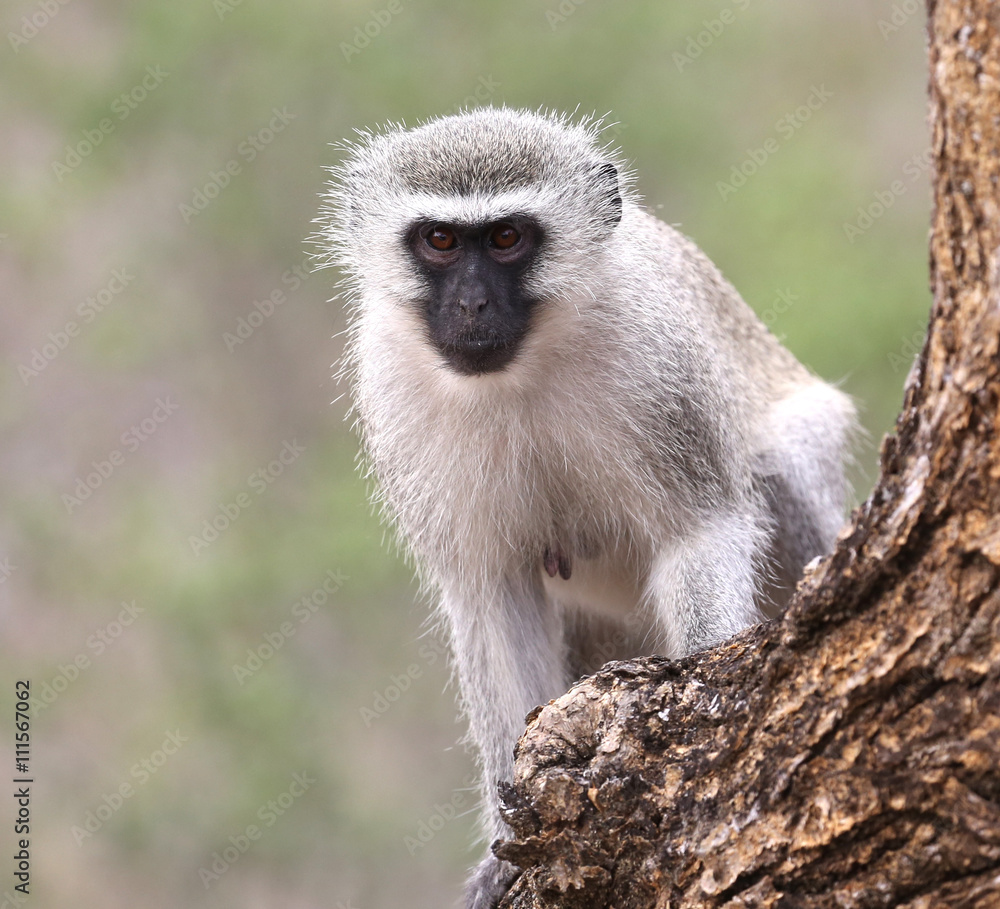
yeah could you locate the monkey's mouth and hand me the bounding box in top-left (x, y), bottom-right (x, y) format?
top-left (438, 334), bottom-right (519, 376)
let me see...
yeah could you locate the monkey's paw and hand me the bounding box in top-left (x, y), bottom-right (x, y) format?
top-left (465, 853), bottom-right (519, 909)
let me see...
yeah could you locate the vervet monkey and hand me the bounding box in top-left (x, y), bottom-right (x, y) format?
top-left (320, 108), bottom-right (856, 908)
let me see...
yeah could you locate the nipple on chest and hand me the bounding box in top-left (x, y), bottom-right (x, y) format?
top-left (543, 544), bottom-right (572, 580)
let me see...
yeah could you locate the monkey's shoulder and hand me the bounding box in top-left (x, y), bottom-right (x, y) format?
top-left (625, 207), bottom-right (810, 395)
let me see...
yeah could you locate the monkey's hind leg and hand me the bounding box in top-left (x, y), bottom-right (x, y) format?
top-left (646, 507), bottom-right (770, 657)
top-left (754, 380), bottom-right (857, 615)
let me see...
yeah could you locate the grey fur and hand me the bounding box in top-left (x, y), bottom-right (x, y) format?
top-left (318, 107), bottom-right (857, 909)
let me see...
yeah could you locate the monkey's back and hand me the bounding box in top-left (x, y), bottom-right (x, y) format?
top-left (631, 209), bottom-right (814, 414)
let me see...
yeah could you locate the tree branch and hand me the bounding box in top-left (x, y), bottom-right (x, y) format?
top-left (497, 3), bottom-right (1000, 906)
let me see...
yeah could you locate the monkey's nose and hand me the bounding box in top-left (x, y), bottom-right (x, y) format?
top-left (458, 296), bottom-right (488, 314)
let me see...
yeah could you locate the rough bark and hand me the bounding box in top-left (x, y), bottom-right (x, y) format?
top-left (496, 3), bottom-right (1000, 906)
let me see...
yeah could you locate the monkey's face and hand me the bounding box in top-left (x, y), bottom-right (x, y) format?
top-left (324, 110), bottom-right (632, 382)
top-left (407, 217), bottom-right (542, 376)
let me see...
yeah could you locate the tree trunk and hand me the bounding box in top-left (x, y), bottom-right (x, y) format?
top-left (496, 2), bottom-right (1000, 906)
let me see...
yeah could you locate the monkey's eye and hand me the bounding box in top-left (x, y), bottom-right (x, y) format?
top-left (426, 226), bottom-right (457, 251)
top-left (489, 224), bottom-right (520, 249)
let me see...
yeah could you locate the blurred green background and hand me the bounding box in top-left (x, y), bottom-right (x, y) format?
top-left (1, 2), bottom-right (930, 907)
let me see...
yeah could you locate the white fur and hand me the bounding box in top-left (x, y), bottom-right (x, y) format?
top-left (317, 108), bottom-right (858, 902)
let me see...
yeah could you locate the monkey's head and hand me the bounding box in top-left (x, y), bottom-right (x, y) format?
top-left (321, 108), bottom-right (633, 377)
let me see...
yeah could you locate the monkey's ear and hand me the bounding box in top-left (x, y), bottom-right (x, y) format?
top-left (593, 161), bottom-right (623, 227)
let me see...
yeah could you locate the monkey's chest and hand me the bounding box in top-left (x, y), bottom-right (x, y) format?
top-left (540, 546), bottom-right (645, 621)
top-left (532, 463), bottom-right (653, 621)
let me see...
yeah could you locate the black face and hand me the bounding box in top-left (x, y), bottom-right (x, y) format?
top-left (407, 217), bottom-right (542, 376)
